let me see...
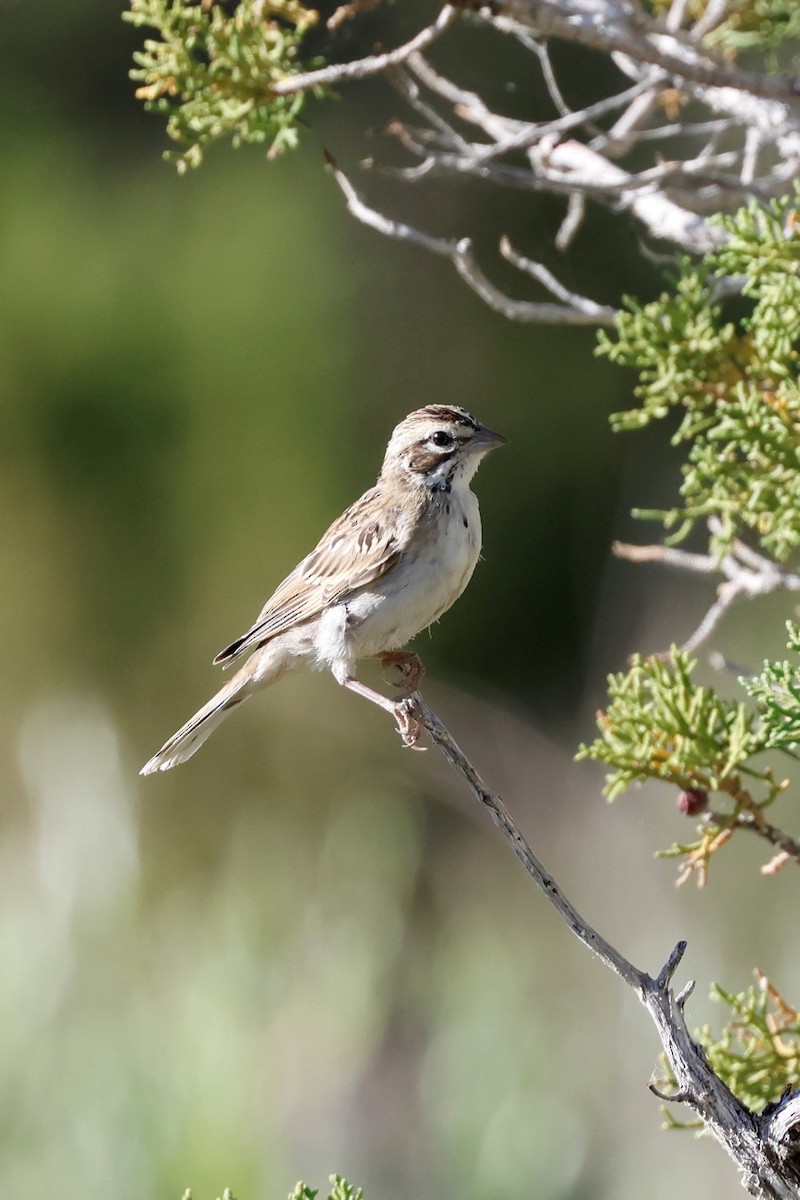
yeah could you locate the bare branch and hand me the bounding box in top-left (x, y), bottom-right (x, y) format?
top-left (531, 136), bottom-right (725, 252)
top-left (388, 67), bottom-right (472, 153)
top-left (499, 236), bottom-right (616, 320)
top-left (470, 77), bottom-right (659, 157)
top-left (596, 85), bottom-right (663, 156)
top-left (529, 36), bottom-right (574, 118)
top-left (680, 585), bottom-right (742, 654)
top-left (493, 0), bottom-right (800, 102)
top-left (408, 52), bottom-right (529, 139)
top-left (270, 5), bottom-right (458, 95)
top-left (613, 540), bottom-right (720, 574)
top-left (327, 0), bottom-right (381, 32)
top-left (294, 1), bottom-right (799, 314)
top-left (416, 696), bottom-right (641, 986)
top-left (410, 694), bottom-right (800, 1198)
top-left (613, 536), bottom-right (800, 654)
top-left (556, 191), bottom-right (586, 249)
top-left (693, 0), bottom-right (737, 40)
top-left (325, 154), bottom-right (618, 324)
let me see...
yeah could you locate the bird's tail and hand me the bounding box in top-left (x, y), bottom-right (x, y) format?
top-left (140, 675), bottom-right (252, 775)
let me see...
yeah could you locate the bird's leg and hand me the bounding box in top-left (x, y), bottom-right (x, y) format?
top-left (342, 676), bottom-right (426, 750)
top-left (379, 650), bottom-right (426, 697)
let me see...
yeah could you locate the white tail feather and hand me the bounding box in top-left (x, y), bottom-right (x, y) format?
top-left (140, 678), bottom-right (250, 775)
top-left (141, 632), bottom-right (307, 776)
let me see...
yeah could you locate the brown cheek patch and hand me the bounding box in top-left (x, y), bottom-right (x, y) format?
top-left (408, 449), bottom-right (453, 474)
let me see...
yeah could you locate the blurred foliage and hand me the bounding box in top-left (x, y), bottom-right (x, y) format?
top-left (124, 0), bottom-right (321, 171)
top-left (578, 624), bottom-right (800, 883)
top-left (657, 971), bottom-right (800, 1122)
top-left (598, 191), bottom-right (800, 561)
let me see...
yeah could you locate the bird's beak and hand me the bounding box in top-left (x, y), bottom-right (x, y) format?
top-left (472, 424), bottom-right (507, 452)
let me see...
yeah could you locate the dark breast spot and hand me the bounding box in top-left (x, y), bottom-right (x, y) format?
top-left (463, 517), bottom-right (469, 529)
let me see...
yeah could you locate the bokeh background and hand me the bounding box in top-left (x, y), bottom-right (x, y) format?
top-left (2, 3), bottom-right (798, 1198)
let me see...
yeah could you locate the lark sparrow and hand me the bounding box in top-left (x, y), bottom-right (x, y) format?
top-left (140, 405), bottom-right (505, 774)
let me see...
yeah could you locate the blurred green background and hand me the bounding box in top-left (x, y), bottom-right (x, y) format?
top-left (2, 4), bottom-right (798, 1198)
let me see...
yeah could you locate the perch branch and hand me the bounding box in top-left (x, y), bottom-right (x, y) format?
top-left (409, 693), bottom-right (800, 1197)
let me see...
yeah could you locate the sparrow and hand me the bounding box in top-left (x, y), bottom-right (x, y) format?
top-left (140, 404), bottom-right (505, 774)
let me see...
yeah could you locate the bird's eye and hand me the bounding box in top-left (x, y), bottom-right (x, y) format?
top-left (430, 430), bottom-right (453, 447)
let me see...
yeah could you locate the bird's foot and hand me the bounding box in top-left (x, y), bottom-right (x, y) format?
top-left (393, 697), bottom-right (427, 751)
top-left (380, 651), bottom-right (426, 697)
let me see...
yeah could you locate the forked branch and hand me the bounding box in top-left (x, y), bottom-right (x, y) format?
top-left (324, 154), bottom-right (617, 325)
top-left (613, 531), bottom-right (800, 654)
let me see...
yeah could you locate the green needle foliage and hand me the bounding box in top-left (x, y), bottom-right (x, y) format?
top-left (578, 625), bottom-right (800, 881)
top-left (124, 0), bottom-right (320, 171)
top-left (702, 977), bottom-right (800, 1111)
top-left (597, 191), bottom-right (800, 561)
top-left (743, 621), bottom-right (800, 754)
top-left (577, 647), bottom-right (767, 802)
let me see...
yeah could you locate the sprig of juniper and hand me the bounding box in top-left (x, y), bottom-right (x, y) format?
top-left (597, 190), bottom-right (800, 562)
top-left (124, 0), bottom-right (320, 172)
top-left (743, 622), bottom-right (800, 754)
top-left (578, 624), bottom-right (800, 882)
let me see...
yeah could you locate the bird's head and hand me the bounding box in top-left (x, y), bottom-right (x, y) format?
top-left (381, 405), bottom-right (506, 490)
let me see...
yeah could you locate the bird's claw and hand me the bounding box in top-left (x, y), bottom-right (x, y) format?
top-left (393, 697), bottom-right (427, 750)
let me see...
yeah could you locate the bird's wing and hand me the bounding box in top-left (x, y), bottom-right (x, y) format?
top-left (213, 486), bottom-right (411, 667)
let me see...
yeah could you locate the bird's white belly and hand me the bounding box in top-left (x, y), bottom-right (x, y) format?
top-left (315, 490), bottom-right (482, 672)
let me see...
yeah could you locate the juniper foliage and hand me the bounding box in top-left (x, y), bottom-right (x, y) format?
top-left (578, 624), bottom-right (800, 881)
top-left (742, 621), bottom-right (800, 754)
top-left (124, 0), bottom-right (320, 171)
top-left (597, 192), bottom-right (800, 561)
